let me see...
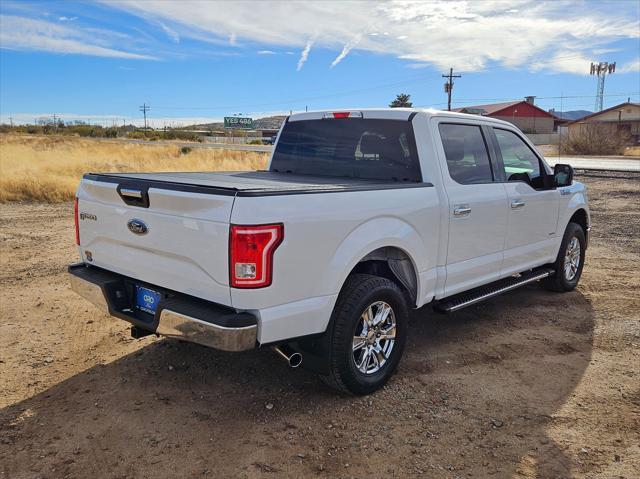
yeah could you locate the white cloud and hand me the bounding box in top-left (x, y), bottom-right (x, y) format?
top-left (529, 51), bottom-right (595, 75)
top-left (330, 36), bottom-right (361, 68)
top-left (58, 16), bottom-right (78, 22)
top-left (257, 50), bottom-right (277, 55)
top-left (101, 0), bottom-right (638, 73)
top-left (0, 15), bottom-right (157, 59)
top-left (618, 59), bottom-right (640, 74)
top-left (297, 40), bottom-right (313, 71)
top-left (159, 22), bottom-right (179, 43)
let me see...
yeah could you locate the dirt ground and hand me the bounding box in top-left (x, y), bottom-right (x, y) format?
top-left (1, 173), bottom-right (638, 479)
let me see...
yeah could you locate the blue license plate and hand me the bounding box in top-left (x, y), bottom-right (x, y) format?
top-left (135, 285), bottom-right (162, 314)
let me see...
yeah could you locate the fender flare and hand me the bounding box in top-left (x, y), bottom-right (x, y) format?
top-left (319, 216), bottom-right (425, 303)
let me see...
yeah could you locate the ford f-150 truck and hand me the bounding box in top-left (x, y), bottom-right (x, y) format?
top-left (69, 109), bottom-right (589, 395)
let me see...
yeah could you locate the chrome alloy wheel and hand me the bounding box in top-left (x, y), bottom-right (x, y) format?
top-left (352, 301), bottom-right (396, 375)
top-left (564, 236), bottom-right (581, 281)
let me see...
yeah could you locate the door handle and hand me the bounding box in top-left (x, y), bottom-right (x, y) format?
top-left (120, 188), bottom-right (143, 199)
top-left (453, 206), bottom-right (472, 216)
top-left (511, 200), bottom-right (526, 209)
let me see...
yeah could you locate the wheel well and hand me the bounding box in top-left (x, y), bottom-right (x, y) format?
top-left (349, 247), bottom-right (418, 306)
top-left (570, 209), bottom-right (588, 235)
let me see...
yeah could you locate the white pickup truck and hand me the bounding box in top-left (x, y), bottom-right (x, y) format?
top-left (69, 109), bottom-right (589, 395)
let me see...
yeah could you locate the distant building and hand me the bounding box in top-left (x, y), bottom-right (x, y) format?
top-left (567, 102), bottom-right (640, 144)
top-left (454, 96), bottom-right (557, 134)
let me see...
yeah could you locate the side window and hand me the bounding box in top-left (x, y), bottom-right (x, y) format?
top-left (494, 129), bottom-right (544, 188)
top-left (438, 124), bottom-right (493, 185)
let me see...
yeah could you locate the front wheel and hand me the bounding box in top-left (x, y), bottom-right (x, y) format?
top-left (322, 274), bottom-right (408, 395)
top-left (544, 222), bottom-right (586, 292)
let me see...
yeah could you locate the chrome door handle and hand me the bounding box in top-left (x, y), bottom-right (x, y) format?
top-left (511, 200), bottom-right (526, 209)
top-left (120, 188), bottom-right (143, 198)
top-left (453, 206), bottom-right (472, 216)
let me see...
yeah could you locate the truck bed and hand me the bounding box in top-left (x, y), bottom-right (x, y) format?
top-left (84, 171), bottom-right (427, 197)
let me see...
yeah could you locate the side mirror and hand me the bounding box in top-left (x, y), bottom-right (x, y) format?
top-left (554, 163), bottom-right (573, 188)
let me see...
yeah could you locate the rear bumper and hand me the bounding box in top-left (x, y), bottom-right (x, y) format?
top-left (68, 263), bottom-right (257, 351)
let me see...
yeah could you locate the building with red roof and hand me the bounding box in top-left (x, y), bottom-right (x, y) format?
top-left (454, 96), bottom-right (558, 134)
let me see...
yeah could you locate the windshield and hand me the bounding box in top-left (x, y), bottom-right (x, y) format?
top-left (270, 118), bottom-right (422, 182)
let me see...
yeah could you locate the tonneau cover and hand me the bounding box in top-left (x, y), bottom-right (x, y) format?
top-left (86, 171), bottom-right (415, 196)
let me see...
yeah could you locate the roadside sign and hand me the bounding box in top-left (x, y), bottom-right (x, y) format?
top-left (224, 117), bottom-right (253, 129)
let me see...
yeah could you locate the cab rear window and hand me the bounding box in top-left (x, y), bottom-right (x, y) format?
top-left (270, 119), bottom-right (422, 182)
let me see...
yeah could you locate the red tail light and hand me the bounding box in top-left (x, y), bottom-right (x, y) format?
top-left (74, 197), bottom-right (80, 245)
top-left (229, 224), bottom-right (283, 288)
top-left (322, 111), bottom-right (363, 119)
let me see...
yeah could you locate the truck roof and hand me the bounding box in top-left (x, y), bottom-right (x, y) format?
top-left (289, 108), bottom-right (516, 128)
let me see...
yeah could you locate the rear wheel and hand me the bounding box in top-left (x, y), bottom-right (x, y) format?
top-left (322, 274), bottom-right (408, 395)
top-left (544, 222), bottom-right (586, 292)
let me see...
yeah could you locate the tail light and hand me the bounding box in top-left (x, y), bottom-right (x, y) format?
top-left (74, 197), bottom-right (80, 245)
top-left (323, 111), bottom-right (363, 119)
top-left (229, 224), bottom-right (283, 288)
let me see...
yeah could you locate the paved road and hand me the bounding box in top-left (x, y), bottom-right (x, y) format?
top-left (545, 156), bottom-right (640, 173)
top-left (135, 139), bottom-right (273, 153)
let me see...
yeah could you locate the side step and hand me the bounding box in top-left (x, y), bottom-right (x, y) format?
top-left (433, 268), bottom-right (554, 313)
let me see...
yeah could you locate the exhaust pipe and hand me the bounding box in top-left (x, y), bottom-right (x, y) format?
top-left (272, 345), bottom-right (303, 368)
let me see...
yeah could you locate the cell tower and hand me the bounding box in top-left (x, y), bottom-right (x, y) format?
top-left (589, 61), bottom-right (616, 112)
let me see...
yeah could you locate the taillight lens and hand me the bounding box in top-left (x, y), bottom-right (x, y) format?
top-left (229, 224), bottom-right (283, 288)
top-left (74, 197), bottom-right (80, 245)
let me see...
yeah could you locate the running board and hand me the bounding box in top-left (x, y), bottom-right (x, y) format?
top-left (433, 268), bottom-right (554, 313)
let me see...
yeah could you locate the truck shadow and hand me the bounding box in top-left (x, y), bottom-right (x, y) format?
top-left (0, 285), bottom-right (593, 478)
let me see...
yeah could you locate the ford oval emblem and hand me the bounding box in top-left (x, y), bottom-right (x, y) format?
top-left (127, 219), bottom-right (148, 235)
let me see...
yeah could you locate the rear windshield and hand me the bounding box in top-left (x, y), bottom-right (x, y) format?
top-left (270, 118), bottom-right (422, 182)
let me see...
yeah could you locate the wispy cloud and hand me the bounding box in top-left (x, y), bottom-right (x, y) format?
top-left (0, 14), bottom-right (157, 60)
top-left (618, 58), bottom-right (640, 74)
top-left (257, 50), bottom-right (276, 55)
top-left (58, 16), bottom-right (78, 22)
top-left (331, 36), bottom-right (361, 68)
top-left (297, 40), bottom-right (313, 71)
top-left (103, 0), bottom-right (638, 73)
top-left (159, 22), bottom-right (179, 43)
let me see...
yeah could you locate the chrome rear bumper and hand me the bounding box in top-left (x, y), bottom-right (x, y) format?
top-left (68, 263), bottom-right (257, 352)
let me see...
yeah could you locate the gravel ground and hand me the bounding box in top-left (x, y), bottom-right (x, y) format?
top-left (0, 172), bottom-right (638, 478)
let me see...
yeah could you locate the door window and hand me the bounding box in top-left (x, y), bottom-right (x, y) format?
top-left (438, 124), bottom-right (493, 184)
top-left (494, 129), bottom-right (544, 188)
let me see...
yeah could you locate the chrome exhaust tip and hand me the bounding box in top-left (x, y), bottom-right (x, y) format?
top-left (273, 345), bottom-right (303, 368)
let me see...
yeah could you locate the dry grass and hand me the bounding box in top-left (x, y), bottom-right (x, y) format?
top-left (0, 134), bottom-right (269, 202)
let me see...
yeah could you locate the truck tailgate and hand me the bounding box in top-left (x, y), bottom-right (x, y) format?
top-left (76, 175), bottom-right (235, 306)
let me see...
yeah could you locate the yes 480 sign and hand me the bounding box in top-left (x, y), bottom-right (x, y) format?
top-left (224, 117), bottom-right (253, 129)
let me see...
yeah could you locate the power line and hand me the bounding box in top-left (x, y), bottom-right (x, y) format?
top-left (442, 68), bottom-right (462, 111)
top-left (139, 103), bottom-right (150, 129)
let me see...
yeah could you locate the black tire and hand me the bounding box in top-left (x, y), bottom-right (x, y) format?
top-left (544, 222), bottom-right (586, 292)
top-left (321, 274), bottom-right (408, 395)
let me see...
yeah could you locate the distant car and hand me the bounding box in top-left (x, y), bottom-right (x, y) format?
top-left (262, 135), bottom-right (277, 145)
top-left (69, 108), bottom-right (589, 395)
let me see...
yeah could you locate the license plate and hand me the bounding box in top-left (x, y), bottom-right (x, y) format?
top-left (135, 285), bottom-right (162, 314)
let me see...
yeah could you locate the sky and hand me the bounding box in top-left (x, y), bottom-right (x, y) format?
top-left (0, 0), bottom-right (639, 126)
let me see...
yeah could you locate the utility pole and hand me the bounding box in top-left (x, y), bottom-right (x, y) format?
top-left (589, 62), bottom-right (615, 112)
top-left (442, 68), bottom-right (462, 111)
top-left (139, 103), bottom-right (150, 129)
top-left (9, 116), bottom-right (13, 127)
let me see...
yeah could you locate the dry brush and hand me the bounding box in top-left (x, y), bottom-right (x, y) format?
top-left (0, 135), bottom-right (269, 203)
